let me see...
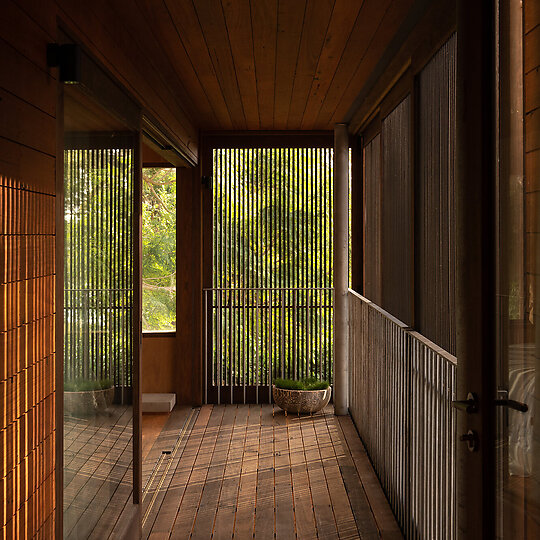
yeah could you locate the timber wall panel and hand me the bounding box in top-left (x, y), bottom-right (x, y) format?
top-left (141, 335), bottom-right (176, 394)
top-left (176, 166), bottom-right (203, 405)
top-left (0, 39), bottom-right (56, 118)
top-left (1, 2), bottom-right (57, 535)
top-left (0, 177), bottom-right (56, 537)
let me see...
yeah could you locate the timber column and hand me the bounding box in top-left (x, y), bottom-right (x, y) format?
top-left (333, 123), bottom-right (349, 415)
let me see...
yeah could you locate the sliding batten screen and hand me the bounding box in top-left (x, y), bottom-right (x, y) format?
top-left (205, 147), bottom-right (334, 404)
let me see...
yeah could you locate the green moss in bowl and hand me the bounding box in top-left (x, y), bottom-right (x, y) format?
top-left (64, 378), bottom-right (113, 392)
top-left (273, 377), bottom-right (330, 391)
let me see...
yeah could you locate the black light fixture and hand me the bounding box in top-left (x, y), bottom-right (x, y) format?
top-left (47, 43), bottom-right (81, 84)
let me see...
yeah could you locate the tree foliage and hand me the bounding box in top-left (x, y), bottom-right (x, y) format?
top-left (210, 148), bottom-right (335, 384)
top-left (142, 168), bottom-right (176, 331)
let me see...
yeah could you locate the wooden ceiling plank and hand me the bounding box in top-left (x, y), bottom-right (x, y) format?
top-left (348, 0), bottom-right (455, 133)
top-left (273, 0), bottom-right (307, 129)
top-left (112, 0), bottom-right (204, 127)
top-left (300, 0), bottom-right (364, 129)
top-left (135, 0), bottom-right (220, 129)
top-left (163, 0), bottom-right (233, 129)
top-left (221, 0), bottom-right (260, 129)
top-left (251, 0), bottom-right (278, 129)
top-left (329, 0), bottom-right (415, 126)
top-left (56, 0), bottom-right (198, 160)
top-left (193, 0), bottom-right (247, 130)
top-left (286, 0), bottom-right (335, 129)
top-left (311, 0), bottom-right (392, 129)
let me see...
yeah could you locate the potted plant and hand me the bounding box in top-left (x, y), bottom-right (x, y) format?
top-left (272, 377), bottom-right (332, 414)
top-left (64, 378), bottom-right (115, 416)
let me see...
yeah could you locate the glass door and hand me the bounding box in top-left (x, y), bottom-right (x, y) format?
top-left (496, 0), bottom-right (540, 536)
top-left (62, 83), bottom-right (139, 538)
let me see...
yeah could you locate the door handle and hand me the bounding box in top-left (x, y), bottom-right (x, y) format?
top-left (494, 399), bottom-right (528, 412)
top-left (452, 392), bottom-right (479, 414)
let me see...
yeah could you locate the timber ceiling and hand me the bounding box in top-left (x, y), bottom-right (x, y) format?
top-left (131, 0), bottom-right (416, 131)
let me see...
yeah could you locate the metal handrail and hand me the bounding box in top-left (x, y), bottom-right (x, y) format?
top-left (348, 289), bottom-right (456, 539)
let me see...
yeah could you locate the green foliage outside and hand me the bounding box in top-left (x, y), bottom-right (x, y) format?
top-left (213, 148), bottom-right (334, 289)
top-left (211, 148), bottom-right (335, 385)
top-left (142, 168), bottom-right (176, 331)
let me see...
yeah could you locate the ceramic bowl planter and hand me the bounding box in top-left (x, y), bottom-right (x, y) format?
top-left (64, 386), bottom-right (115, 416)
top-left (272, 384), bottom-right (332, 414)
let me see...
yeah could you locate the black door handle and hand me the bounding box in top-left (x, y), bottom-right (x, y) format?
top-left (452, 392), bottom-right (479, 414)
top-left (494, 399), bottom-right (528, 412)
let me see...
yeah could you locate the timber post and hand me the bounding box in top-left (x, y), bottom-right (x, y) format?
top-left (334, 123), bottom-right (350, 415)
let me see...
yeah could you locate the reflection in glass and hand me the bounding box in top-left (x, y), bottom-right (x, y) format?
top-left (496, 0), bottom-right (540, 537)
top-left (63, 86), bottom-right (135, 538)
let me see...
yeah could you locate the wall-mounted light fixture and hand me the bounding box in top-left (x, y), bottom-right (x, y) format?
top-left (47, 43), bottom-right (81, 84)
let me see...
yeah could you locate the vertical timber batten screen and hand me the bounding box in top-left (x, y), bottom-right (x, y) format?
top-left (205, 147), bottom-right (334, 404)
top-left (363, 135), bottom-right (382, 305)
top-left (417, 34), bottom-right (457, 355)
top-left (64, 139), bottom-right (134, 401)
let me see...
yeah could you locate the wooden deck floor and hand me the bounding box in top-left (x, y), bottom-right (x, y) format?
top-left (63, 406), bottom-right (134, 539)
top-left (142, 405), bottom-right (402, 539)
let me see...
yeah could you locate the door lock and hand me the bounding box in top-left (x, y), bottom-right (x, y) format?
top-left (460, 430), bottom-right (479, 452)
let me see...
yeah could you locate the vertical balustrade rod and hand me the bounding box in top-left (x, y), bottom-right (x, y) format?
top-left (293, 289), bottom-right (297, 380)
top-left (300, 149), bottom-right (305, 378)
top-left (323, 149), bottom-right (328, 381)
top-left (310, 149), bottom-right (314, 376)
top-left (255, 291), bottom-right (259, 404)
top-left (269, 290), bottom-right (273, 402)
top-left (243, 288), bottom-right (246, 404)
top-left (307, 289), bottom-right (311, 378)
top-left (204, 290), bottom-right (208, 404)
top-left (228, 149), bottom-right (232, 394)
top-left (243, 149), bottom-right (247, 396)
top-left (217, 290), bottom-right (221, 405)
top-left (281, 289), bottom-right (285, 378)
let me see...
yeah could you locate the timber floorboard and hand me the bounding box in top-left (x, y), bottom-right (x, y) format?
top-left (63, 405), bottom-right (194, 539)
top-left (144, 405), bottom-right (402, 539)
top-left (63, 405), bottom-right (134, 540)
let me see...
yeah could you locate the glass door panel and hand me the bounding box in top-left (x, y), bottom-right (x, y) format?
top-left (63, 85), bottom-right (136, 538)
top-left (496, 0), bottom-right (540, 536)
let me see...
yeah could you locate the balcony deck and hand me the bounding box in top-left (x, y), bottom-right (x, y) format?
top-left (142, 404), bottom-right (402, 539)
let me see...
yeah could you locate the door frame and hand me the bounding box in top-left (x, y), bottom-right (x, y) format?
top-left (455, 1), bottom-right (497, 537)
